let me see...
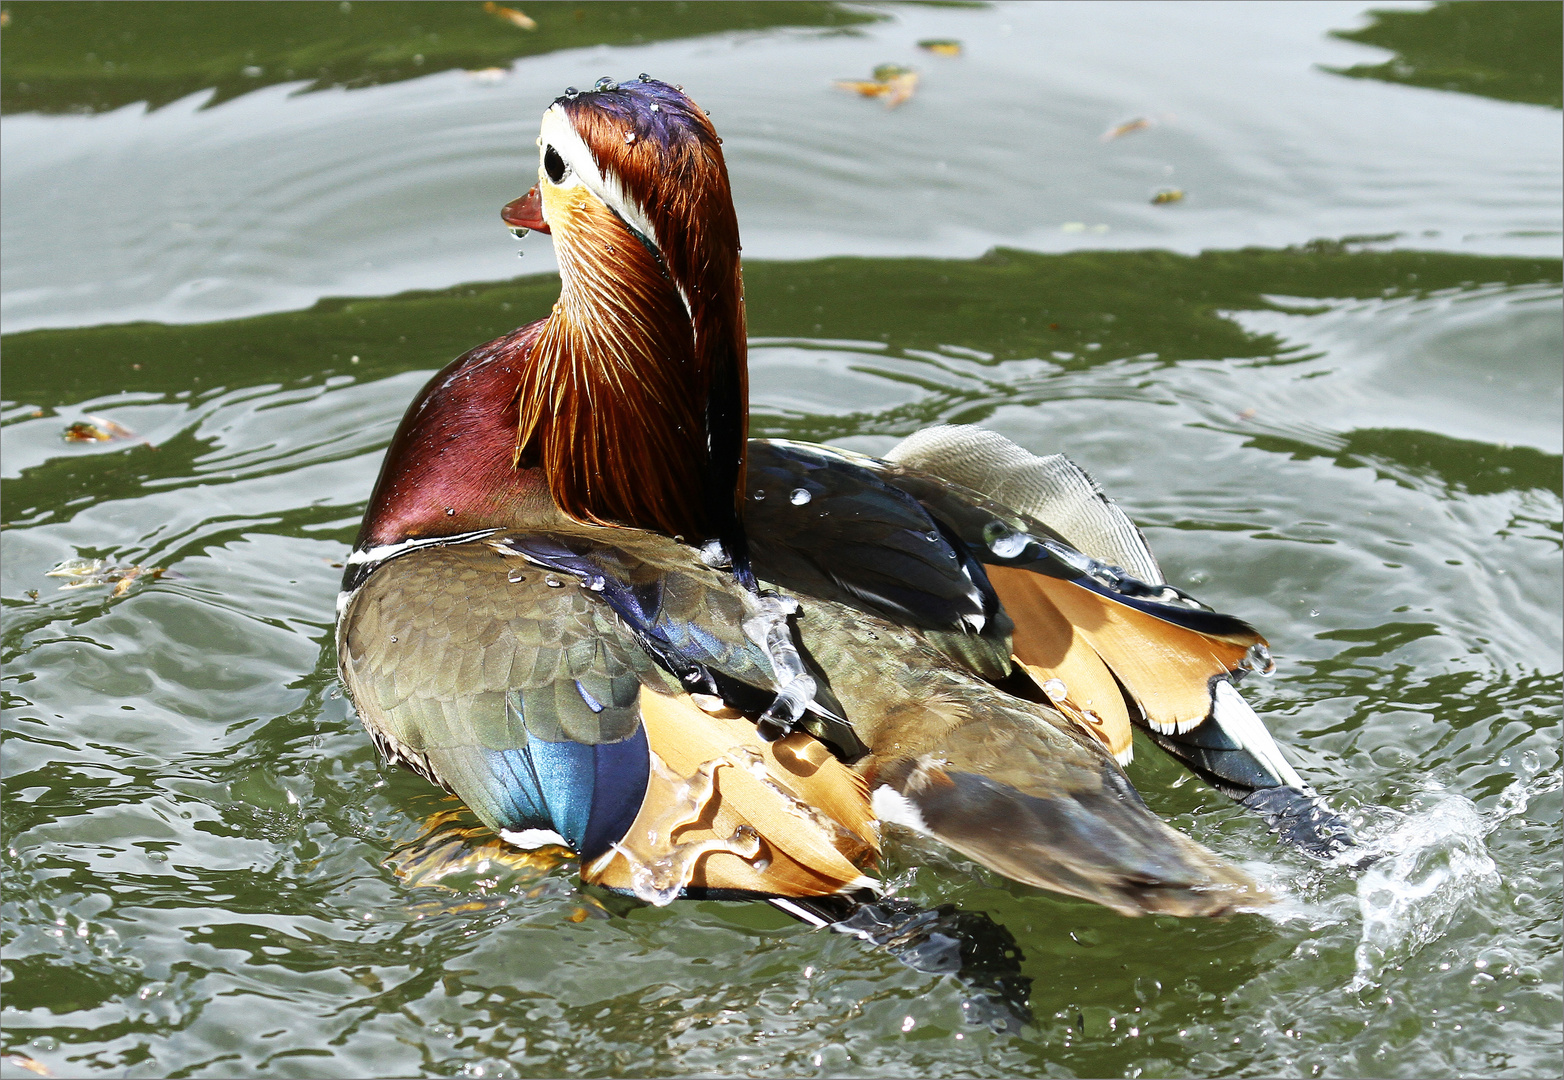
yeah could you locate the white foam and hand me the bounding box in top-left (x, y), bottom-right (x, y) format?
top-left (1346, 786), bottom-right (1501, 990)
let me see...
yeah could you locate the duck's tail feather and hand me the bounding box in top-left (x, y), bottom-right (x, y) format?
top-left (870, 749), bottom-right (1269, 917)
top-left (884, 424), bottom-right (1359, 858)
top-left (770, 891), bottom-right (1033, 1032)
top-left (1141, 685), bottom-right (1359, 859)
top-left (854, 686), bottom-right (1270, 917)
top-left (582, 689), bottom-right (879, 901)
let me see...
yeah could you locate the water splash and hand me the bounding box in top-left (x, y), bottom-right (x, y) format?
top-left (605, 749), bottom-right (764, 906)
top-left (740, 592), bottom-right (817, 738)
top-left (1342, 768), bottom-right (1558, 990)
top-left (1346, 791), bottom-right (1496, 989)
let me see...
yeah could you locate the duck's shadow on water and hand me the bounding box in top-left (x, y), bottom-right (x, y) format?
top-left (385, 808), bottom-right (1037, 1032)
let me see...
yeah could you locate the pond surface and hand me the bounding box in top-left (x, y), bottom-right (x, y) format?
top-left (2, 2), bottom-right (1560, 1077)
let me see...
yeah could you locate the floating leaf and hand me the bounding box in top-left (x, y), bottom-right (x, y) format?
top-left (834, 79), bottom-right (888, 99)
top-left (1150, 188), bottom-right (1185, 205)
top-left (1101, 116), bottom-right (1152, 141)
top-left (46, 558), bottom-right (165, 596)
top-left (835, 64), bottom-right (919, 109)
top-left (62, 415), bottom-right (137, 443)
top-left (4, 1056), bottom-right (51, 1078)
top-left (918, 39), bottom-right (962, 57)
top-left (483, 2), bottom-right (536, 31)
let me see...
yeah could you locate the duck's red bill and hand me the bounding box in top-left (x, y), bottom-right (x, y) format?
top-left (501, 187), bottom-right (549, 233)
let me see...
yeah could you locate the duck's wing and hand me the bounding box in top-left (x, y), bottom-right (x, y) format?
top-left (881, 424), bottom-right (1355, 857)
top-left (745, 438), bottom-right (1143, 765)
top-left (745, 439), bottom-right (1014, 682)
top-left (336, 536), bottom-right (876, 900)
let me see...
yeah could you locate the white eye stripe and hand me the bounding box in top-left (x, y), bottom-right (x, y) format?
top-left (539, 104), bottom-right (661, 256)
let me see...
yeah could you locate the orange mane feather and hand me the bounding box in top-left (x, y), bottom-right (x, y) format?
top-left (515, 91), bottom-right (748, 545)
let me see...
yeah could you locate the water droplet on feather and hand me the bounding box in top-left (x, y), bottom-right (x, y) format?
top-left (789, 488), bottom-right (812, 506)
top-left (988, 530), bottom-right (1028, 559)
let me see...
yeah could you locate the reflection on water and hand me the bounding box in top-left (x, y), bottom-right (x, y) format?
top-left (5, 2), bottom-right (1560, 333)
top-left (1326, 0), bottom-right (1564, 109)
top-left (0, 0), bottom-right (878, 114)
top-left (4, 246), bottom-right (1559, 1077)
top-left (2, 1), bottom-right (1561, 1077)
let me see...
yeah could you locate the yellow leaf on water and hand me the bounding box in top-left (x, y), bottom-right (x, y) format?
top-left (918, 39), bottom-right (963, 57)
top-left (483, 2), bottom-right (536, 30)
top-left (834, 79), bottom-right (888, 99)
top-left (1150, 188), bottom-right (1185, 205)
top-left (835, 66), bottom-right (919, 109)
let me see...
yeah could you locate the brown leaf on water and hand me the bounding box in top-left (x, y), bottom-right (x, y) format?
top-left (918, 39), bottom-right (963, 57)
top-left (63, 415), bottom-right (137, 443)
top-left (1101, 117), bottom-right (1153, 141)
top-left (483, 2), bottom-right (536, 30)
top-left (5, 1055), bottom-right (53, 1077)
top-left (46, 558), bottom-right (165, 596)
top-left (835, 65), bottom-right (919, 109)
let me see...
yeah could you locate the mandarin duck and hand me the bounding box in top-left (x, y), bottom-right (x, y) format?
top-left (336, 77), bottom-right (1351, 929)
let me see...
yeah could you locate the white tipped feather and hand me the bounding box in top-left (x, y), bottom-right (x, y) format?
top-left (871, 784), bottom-right (931, 834)
top-left (767, 897), bottom-right (830, 927)
top-left (1211, 681), bottom-right (1307, 790)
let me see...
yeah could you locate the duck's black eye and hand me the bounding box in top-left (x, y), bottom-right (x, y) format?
top-left (544, 145), bottom-right (567, 184)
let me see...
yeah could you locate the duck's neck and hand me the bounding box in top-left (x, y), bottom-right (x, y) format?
top-left (356, 208), bottom-right (749, 559)
top-left (519, 194), bottom-right (748, 552)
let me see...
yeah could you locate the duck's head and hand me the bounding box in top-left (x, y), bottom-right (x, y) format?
top-left (504, 77), bottom-right (749, 558)
top-left (504, 77), bottom-right (740, 319)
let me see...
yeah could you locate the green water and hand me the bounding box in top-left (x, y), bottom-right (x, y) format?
top-left (3, 3), bottom-right (1560, 1077)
